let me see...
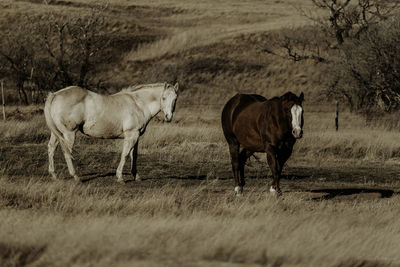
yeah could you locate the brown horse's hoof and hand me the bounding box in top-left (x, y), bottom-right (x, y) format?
top-left (234, 186), bottom-right (243, 196)
top-left (269, 186), bottom-right (282, 197)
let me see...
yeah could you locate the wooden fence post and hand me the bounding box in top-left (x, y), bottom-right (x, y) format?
top-left (1, 80), bottom-right (5, 121)
top-left (335, 101), bottom-right (339, 131)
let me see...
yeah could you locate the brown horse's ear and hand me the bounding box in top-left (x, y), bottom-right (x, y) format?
top-left (299, 92), bottom-right (304, 102)
top-left (174, 82), bottom-right (179, 93)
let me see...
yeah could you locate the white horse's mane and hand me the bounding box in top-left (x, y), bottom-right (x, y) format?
top-left (121, 83), bottom-right (165, 93)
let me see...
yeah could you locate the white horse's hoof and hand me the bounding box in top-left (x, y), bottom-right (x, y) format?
top-left (234, 186), bottom-right (243, 196)
top-left (49, 172), bottom-right (57, 180)
top-left (73, 175), bottom-right (82, 183)
top-left (117, 178), bottom-right (125, 184)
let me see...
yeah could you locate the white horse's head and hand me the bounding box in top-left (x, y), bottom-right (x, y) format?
top-left (161, 82), bottom-right (179, 122)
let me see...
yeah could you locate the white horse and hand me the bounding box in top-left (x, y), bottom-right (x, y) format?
top-left (44, 82), bottom-right (179, 183)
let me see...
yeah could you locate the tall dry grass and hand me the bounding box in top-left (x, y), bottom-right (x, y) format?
top-left (2, 105), bottom-right (400, 164)
top-left (1, 105), bottom-right (400, 267)
top-left (2, 0), bottom-right (400, 266)
top-left (0, 175), bottom-right (399, 266)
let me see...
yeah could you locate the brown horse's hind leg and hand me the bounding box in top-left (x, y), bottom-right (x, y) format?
top-left (238, 148), bottom-right (253, 190)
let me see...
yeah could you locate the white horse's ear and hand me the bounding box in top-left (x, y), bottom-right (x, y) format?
top-left (164, 82), bottom-right (167, 89)
top-left (174, 82), bottom-right (179, 92)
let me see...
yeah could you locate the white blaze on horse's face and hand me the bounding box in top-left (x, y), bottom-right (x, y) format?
top-left (291, 104), bottom-right (303, 139)
top-left (161, 83), bottom-right (179, 122)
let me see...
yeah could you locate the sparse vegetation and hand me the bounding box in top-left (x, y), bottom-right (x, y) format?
top-left (0, 4), bottom-right (112, 104)
top-left (2, 104), bottom-right (400, 266)
top-left (265, 0), bottom-right (400, 115)
top-left (304, 0), bottom-right (399, 45)
top-left (1, 0), bottom-right (400, 266)
top-left (326, 16), bottom-right (400, 114)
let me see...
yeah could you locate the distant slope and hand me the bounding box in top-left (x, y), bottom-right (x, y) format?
top-left (1, 0), bottom-right (323, 104)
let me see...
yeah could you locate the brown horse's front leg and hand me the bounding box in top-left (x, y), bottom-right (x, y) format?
top-left (228, 143), bottom-right (242, 196)
top-left (265, 145), bottom-right (282, 196)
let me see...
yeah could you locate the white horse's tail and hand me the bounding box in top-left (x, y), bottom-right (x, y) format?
top-left (44, 92), bottom-right (72, 156)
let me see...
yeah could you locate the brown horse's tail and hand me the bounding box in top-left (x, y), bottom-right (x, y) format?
top-left (44, 92), bottom-right (72, 156)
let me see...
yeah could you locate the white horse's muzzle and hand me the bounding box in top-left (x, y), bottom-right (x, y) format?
top-left (165, 114), bottom-right (173, 122)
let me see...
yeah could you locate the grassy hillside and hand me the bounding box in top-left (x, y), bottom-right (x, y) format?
top-left (2, 105), bottom-right (400, 266)
top-left (2, 1), bottom-right (400, 266)
top-left (1, 0), bottom-right (323, 105)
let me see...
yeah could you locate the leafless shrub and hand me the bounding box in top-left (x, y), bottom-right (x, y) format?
top-left (299, 0), bottom-right (400, 45)
top-left (262, 26), bottom-right (330, 63)
top-left (263, 1), bottom-right (400, 116)
top-left (0, 23), bottom-right (36, 105)
top-left (34, 5), bottom-right (110, 88)
top-left (325, 16), bottom-right (400, 114)
top-left (266, 0), bottom-right (399, 61)
top-left (0, 5), bottom-right (110, 104)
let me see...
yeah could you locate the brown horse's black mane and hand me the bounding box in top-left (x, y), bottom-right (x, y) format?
top-left (270, 92), bottom-right (304, 109)
top-left (271, 92), bottom-right (301, 102)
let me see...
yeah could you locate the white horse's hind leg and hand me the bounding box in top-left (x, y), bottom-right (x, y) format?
top-left (48, 132), bottom-right (59, 180)
top-left (62, 131), bottom-right (80, 182)
top-left (117, 130), bottom-right (139, 183)
top-left (130, 140), bottom-right (141, 181)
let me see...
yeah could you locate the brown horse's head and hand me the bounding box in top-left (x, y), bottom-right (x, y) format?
top-left (281, 92), bottom-right (304, 139)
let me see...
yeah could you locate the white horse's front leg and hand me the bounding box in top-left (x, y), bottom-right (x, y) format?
top-left (130, 140), bottom-right (141, 181)
top-left (116, 130), bottom-right (139, 183)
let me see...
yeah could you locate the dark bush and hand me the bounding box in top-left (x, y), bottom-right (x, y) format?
top-left (0, 6), bottom-right (110, 104)
top-left (326, 16), bottom-right (400, 114)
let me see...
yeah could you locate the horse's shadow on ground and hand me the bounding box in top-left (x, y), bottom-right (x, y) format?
top-left (80, 172), bottom-right (118, 183)
top-left (244, 174), bottom-right (311, 180)
top-left (79, 173), bottom-right (211, 183)
top-left (281, 174), bottom-right (311, 180)
top-left (79, 172), bottom-right (311, 183)
top-left (310, 188), bottom-right (397, 201)
top-left (167, 175), bottom-right (208, 180)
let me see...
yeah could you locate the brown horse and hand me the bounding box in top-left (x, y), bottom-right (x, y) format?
top-left (221, 92), bottom-right (304, 196)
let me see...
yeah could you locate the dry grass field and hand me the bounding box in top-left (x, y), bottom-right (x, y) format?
top-left (1, 0), bottom-right (400, 266)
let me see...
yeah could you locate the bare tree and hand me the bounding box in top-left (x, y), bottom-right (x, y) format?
top-left (325, 16), bottom-right (400, 113)
top-left (310, 0), bottom-right (351, 44)
top-left (0, 24), bottom-right (35, 105)
top-left (303, 0), bottom-right (400, 45)
top-left (0, 5), bottom-right (110, 104)
top-left (37, 5), bottom-right (109, 88)
top-left (262, 26), bottom-right (328, 63)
